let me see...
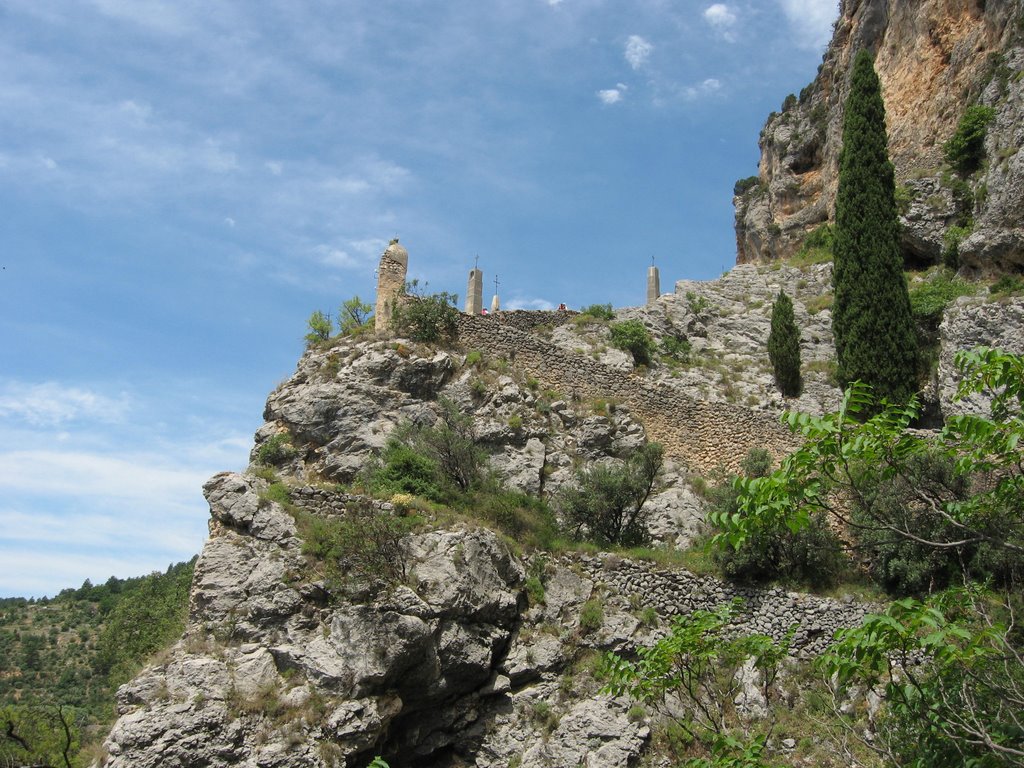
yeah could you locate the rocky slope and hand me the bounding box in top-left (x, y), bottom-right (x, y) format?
top-left (99, 276), bottom-right (1024, 766)
top-left (735, 0), bottom-right (1024, 274)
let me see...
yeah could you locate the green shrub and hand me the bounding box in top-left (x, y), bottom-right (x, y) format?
top-left (579, 599), bottom-right (604, 633)
top-left (908, 270), bottom-right (975, 330)
top-left (708, 449), bottom-right (845, 588)
top-left (853, 452), bottom-right (1020, 595)
top-left (943, 105), bottom-right (996, 175)
top-left (256, 433), bottom-right (297, 466)
top-left (990, 274), bottom-right (1024, 297)
top-left (298, 502), bottom-right (414, 593)
top-left (393, 281), bottom-right (459, 343)
top-left (304, 310), bottom-right (332, 346)
top-left (733, 176), bottom-right (761, 197)
top-left (338, 295), bottom-right (374, 335)
top-left (559, 443), bottom-right (663, 546)
top-left (609, 320), bottom-right (656, 367)
top-left (941, 224), bottom-right (973, 270)
top-left (368, 440), bottom-right (448, 503)
top-left (579, 303), bottom-right (615, 321)
top-left (660, 335), bottom-right (691, 364)
top-left (464, 349), bottom-right (483, 367)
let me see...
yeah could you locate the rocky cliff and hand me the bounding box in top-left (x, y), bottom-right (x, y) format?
top-left (99, 271), bottom-right (1024, 766)
top-left (735, 0), bottom-right (1024, 274)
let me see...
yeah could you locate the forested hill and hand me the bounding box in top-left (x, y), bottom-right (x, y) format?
top-left (0, 559), bottom-right (195, 765)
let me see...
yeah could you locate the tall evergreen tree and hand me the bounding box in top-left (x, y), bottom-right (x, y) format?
top-left (832, 49), bottom-right (918, 404)
top-left (768, 290), bottom-right (801, 396)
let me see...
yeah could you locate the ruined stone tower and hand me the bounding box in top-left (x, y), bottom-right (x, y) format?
top-left (646, 265), bottom-right (660, 305)
top-left (465, 268), bottom-right (483, 315)
top-left (375, 239), bottom-right (408, 335)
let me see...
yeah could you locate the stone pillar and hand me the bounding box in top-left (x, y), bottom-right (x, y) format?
top-left (375, 239), bottom-right (409, 335)
top-left (647, 265), bottom-right (661, 305)
top-left (465, 268), bottom-right (483, 314)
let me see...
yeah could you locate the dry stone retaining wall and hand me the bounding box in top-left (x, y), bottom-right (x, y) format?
top-left (568, 553), bottom-right (871, 658)
top-left (455, 313), bottom-right (798, 474)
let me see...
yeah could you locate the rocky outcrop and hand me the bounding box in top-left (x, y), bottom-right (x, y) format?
top-left (937, 294), bottom-right (1024, 416)
top-left (735, 0), bottom-right (1024, 272)
top-left (103, 472), bottom-right (875, 767)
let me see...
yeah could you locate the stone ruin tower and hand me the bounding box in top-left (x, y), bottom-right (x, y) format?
top-left (647, 264), bottom-right (660, 305)
top-left (465, 267), bottom-right (483, 315)
top-left (375, 239), bottom-right (408, 335)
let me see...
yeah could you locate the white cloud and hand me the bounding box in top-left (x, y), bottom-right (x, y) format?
top-left (225, 217), bottom-right (236, 227)
top-left (624, 35), bottom-right (653, 70)
top-left (597, 87), bottom-right (624, 105)
top-left (703, 4), bottom-right (738, 40)
top-left (265, 161), bottom-right (283, 175)
top-left (0, 382), bottom-right (130, 426)
top-left (506, 296), bottom-right (555, 310)
top-left (778, 0), bottom-right (837, 50)
top-left (0, 449), bottom-right (206, 500)
top-left (314, 245), bottom-right (358, 269)
top-left (704, 4), bottom-right (737, 28)
top-left (682, 78), bottom-right (723, 100)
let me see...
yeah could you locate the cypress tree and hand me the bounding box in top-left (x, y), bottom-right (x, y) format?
top-left (832, 49), bottom-right (918, 404)
top-left (768, 290), bottom-right (801, 396)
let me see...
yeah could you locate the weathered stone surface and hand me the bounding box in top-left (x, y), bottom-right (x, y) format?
top-left (734, 1), bottom-right (1022, 276)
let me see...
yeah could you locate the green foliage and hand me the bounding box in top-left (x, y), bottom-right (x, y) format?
top-left (832, 50), bottom-right (918, 405)
top-left (609, 319), bottom-right (656, 367)
top-left (393, 281), bottom-right (459, 343)
top-left (713, 348), bottom-right (1024, 767)
top-left (990, 274), bottom-right (1024, 297)
top-left (733, 176), bottom-right (761, 197)
top-left (93, 561), bottom-right (195, 688)
top-left (943, 105), bottom-right (996, 175)
top-left (579, 599), bottom-right (604, 633)
top-left (941, 224), bottom-right (973, 270)
top-left (909, 270), bottom-right (975, 329)
top-left (767, 291), bottom-right (801, 397)
top-left (339, 295), bottom-right (374, 335)
top-left (368, 439), bottom-right (448, 503)
top-left (0, 702), bottom-right (80, 768)
top-left (601, 599), bottom-right (790, 752)
top-left (559, 442), bottom-right (663, 546)
top-left (579, 303), bottom-right (615, 321)
top-left (367, 757), bottom-right (390, 768)
top-left (464, 349), bottom-right (483, 367)
top-left (304, 310), bottom-right (333, 346)
top-left (660, 335), bottom-right (692, 365)
top-left (298, 501), bottom-right (415, 593)
top-left (852, 451), bottom-right (1020, 595)
top-left (256, 433), bottom-right (297, 466)
top-left (821, 589), bottom-right (1024, 767)
top-left (708, 449), bottom-right (844, 588)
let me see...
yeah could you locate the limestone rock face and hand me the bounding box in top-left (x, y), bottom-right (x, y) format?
top-left (735, 0), bottom-right (1023, 273)
top-left (938, 295), bottom-right (1024, 416)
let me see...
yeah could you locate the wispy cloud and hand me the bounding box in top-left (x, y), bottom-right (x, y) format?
top-left (778, 0), bottom-right (836, 51)
top-left (624, 35), bottom-right (653, 70)
top-left (506, 296), bottom-right (555, 311)
top-left (683, 77), bottom-right (723, 100)
top-left (0, 381), bottom-right (131, 426)
top-left (703, 4), bottom-right (738, 41)
top-left (597, 84), bottom-right (627, 105)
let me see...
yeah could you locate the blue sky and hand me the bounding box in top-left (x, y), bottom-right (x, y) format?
top-left (0, 0), bottom-right (838, 597)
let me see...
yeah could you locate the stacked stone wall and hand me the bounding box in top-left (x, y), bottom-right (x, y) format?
top-left (569, 552), bottom-right (871, 657)
top-left (454, 314), bottom-right (797, 474)
top-left (460, 309), bottom-right (579, 333)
